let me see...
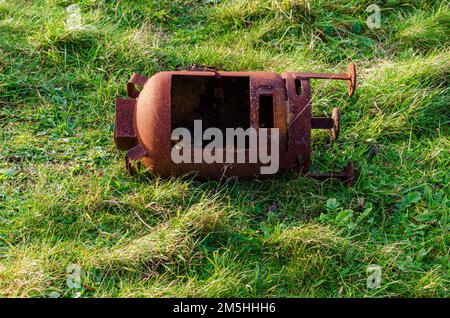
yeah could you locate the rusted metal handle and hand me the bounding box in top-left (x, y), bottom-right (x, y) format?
top-left (311, 107), bottom-right (340, 142)
top-left (295, 63), bottom-right (357, 96)
top-left (127, 73), bottom-right (148, 98)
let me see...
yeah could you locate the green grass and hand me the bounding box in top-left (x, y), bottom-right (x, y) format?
top-left (0, 0), bottom-right (449, 297)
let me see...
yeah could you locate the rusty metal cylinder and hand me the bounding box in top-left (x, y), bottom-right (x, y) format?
top-left (115, 64), bottom-right (356, 182)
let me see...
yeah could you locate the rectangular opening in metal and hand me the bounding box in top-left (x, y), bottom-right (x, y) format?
top-left (171, 75), bottom-right (251, 144)
top-left (295, 79), bottom-right (302, 95)
top-left (259, 95), bottom-right (274, 128)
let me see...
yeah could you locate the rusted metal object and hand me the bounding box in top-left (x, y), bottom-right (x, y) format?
top-left (115, 63), bottom-right (357, 184)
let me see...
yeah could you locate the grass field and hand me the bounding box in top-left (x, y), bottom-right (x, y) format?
top-left (0, 0), bottom-right (449, 297)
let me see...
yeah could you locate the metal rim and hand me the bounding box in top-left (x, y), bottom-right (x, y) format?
top-left (347, 63), bottom-right (356, 97)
